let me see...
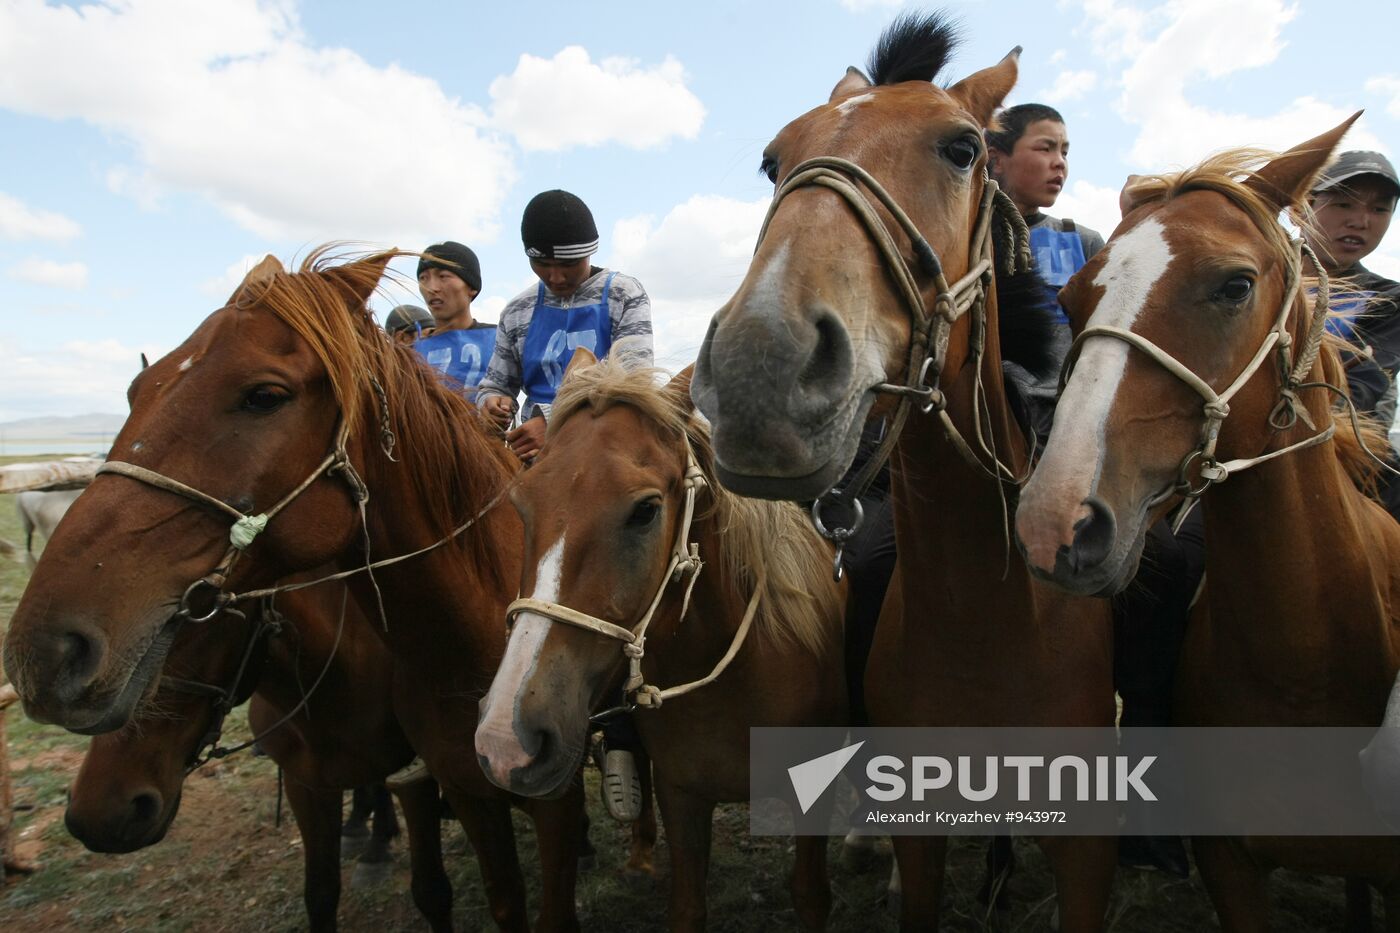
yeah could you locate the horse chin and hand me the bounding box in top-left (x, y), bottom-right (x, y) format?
top-left (68, 617), bottom-right (182, 736)
top-left (708, 391), bottom-right (873, 502)
top-left (66, 787), bottom-right (183, 854)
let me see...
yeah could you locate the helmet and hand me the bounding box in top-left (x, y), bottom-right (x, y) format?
top-left (385, 304), bottom-right (434, 336)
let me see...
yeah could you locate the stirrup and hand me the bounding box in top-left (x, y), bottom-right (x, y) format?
top-left (602, 749), bottom-right (642, 823)
top-left (385, 755), bottom-right (431, 790)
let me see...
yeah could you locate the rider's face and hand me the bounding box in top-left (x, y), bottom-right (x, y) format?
top-left (530, 256), bottom-right (593, 297)
top-left (1307, 176), bottom-right (1397, 273)
top-left (990, 119), bottom-right (1070, 216)
top-left (417, 267), bottom-right (475, 326)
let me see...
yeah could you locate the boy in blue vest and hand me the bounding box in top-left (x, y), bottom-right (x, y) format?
top-left (478, 189), bottom-right (654, 823)
top-left (411, 242), bottom-right (497, 399)
top-left (478, 190), bottom-right (653, 464)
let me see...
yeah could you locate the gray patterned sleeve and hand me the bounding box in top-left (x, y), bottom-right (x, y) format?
top-left (475, 292), bottom-right (533, 406)
top-left (609, 272), bottom-right (654, 368)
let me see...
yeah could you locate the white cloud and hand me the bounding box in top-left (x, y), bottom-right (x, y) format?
top-left (1367, 75), bottom-right (1400, 121)
top-left (0, 0), bottom-right (516, 246)
top-left (1039, 69), bottom-right (1097, 104)
top-left (489, 46), bottom-right (705, 152)
top-left (1370, 241), bottom-right (1400, 283)
top-left (1049, 49), bottom-right (1068, 66)
top-left (1073, 0), bottom-right (1384, 170)
top-left (607, 194), bottom-right (769, 367)
top-left (1052, 180), bottom-right (1126, 242)
top-left (0, 336), bottom-right (163, 422)
top-left (0, 191), bottom-right (81, 242)
top-left (200, 253), bottom-right (271, 298)
top-left (8, 258), bottom-right (89, 290)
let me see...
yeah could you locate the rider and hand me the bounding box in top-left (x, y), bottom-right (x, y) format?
top-left (384, 303), bottom-right (434, 345)
top-left (1298, 151), bottom-right (1400, 425)
top-left (478, 190), bottom-right (653, 463)
top-left (410, 242), bottom-right (497, 398)
top-left (477, 189), bottom-right (654, 822)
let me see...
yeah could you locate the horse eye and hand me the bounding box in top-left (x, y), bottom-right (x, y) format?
top-left (759, 157), bottom-right (778, 185)
top-left (626, 500), bottom-right (660, 528)
top-left (1216, 276), bottom-right (1253, 303)
top-left (943, 136), bottom-right (980, 171)
top-left (242, 386), bottom-right (290, 413)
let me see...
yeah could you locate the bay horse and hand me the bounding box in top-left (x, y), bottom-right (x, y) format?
top-left (1014, 118), bottom-right (1400, 931)
top-left (688, 13), bottom-right (1116, 931)
top-left (1, 250), bottom-right (586, 931)
top-left (65, 584), bottom-right (454, 932)
top-left (476, 351), bottom-right (847, 931)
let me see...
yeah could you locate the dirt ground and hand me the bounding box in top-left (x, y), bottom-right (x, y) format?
top-left (0, 477), bottom-right (1373, 932)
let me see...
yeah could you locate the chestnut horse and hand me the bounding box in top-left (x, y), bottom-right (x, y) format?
top-left (688, 14), bottom-right (1116, 931)
top-left (1, 250), bottom-right (586, 932)
top-left (1015, 120), bottom-right (1400, 931)
top-left (476, 352), bottom-right (846, 931)
top-left (66, 585), bottom-right (454, 932)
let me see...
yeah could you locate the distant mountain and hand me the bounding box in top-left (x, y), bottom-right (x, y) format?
top-left (0, 413), bottom-right (126, 439)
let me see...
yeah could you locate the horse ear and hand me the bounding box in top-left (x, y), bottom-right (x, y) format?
top-left (1244, 112), bottom-right (1362, 212)
top-left (564, 347), bottom-right (597, 383)
top-left (139, 352), bottom-right (149, 371)
top-left (829, 66), bottom-right (872, 102)
top-left (322, 251), bottom-right (394, 310)
top-left (226, 254), bottom-right (284, 303)
top-left (947, 47), bottom-right (1020, 127)
top-left (666, 365), bottom-right (697, 416)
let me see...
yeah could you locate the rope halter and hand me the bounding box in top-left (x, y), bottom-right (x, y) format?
top-left (758, 156), bottom-right (1033, 578)
top-left (1059, 236), bottom-right (1335, 509)
top-left (504, 435), bottom-right (762, 711)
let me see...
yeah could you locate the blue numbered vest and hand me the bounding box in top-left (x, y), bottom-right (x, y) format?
top-left (520, 272), bottom-right (616, 409)
top-left (413, 325), bottom-right (498, 395)
top-left (1030, 224), bottom-right (1088, 324)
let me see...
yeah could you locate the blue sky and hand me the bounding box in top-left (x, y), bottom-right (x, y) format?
top-left (2, 0), bottom-right (1399, 421)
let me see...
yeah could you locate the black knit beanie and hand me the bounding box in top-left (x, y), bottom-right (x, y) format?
top-left (417, 241), bottom-right (482, 294)
top-left (521, 190), bottom-right (599, 261)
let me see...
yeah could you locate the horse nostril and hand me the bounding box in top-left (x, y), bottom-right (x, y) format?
top-left (130, 791), bottom-right (162, 827)
top-left (52, 628), bottom-right (101, 701)
top-left (794, 310), bottom-right (853, 406)
top-left (1064, 495), bottom-right (1117, 574)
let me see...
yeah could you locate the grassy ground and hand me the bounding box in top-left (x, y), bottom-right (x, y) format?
top-left (0, 456), bottom-right (1368, 931)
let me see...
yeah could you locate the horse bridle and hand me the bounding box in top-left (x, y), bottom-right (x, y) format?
top-left (756, 156), bottom-right (1034, 575)
top-left (504, 435), bottom-right (763, 714)
top-left (1059, 232), bottom-right (1336, 509)
top-left (95, 418), bottom-right (368, 623)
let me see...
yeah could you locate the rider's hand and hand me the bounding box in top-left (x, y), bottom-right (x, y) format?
top-left (480, 395), bottom-right (515, 430)
top-left (507, 416), bottom-right (547, 463)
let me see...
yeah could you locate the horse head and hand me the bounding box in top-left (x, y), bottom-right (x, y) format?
top-left (476, 351), bottom-right (700, 797)
top-left (1015, 116), bottom-right (1360, 596)
top-left (2, 250), bottom-right (392, 732)
top-left (65, 600), bottom-right (269, 852)
top-left (691, 13), bottom-right (1019, 500)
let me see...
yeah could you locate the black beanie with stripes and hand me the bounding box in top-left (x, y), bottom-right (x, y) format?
top-left (521, 190), bottom-right (599, 261)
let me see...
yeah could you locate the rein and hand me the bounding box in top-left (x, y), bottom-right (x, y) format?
top-left (1060, 237), bottom-right (1338, 511)
top-left (758, 157), bottom-right (1033, 576)
top-left (504, 436), bottom-right (763, 714)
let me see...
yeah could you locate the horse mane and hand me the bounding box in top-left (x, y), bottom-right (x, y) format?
top-left (866, 11), bottom-right (961, 86)
top-left (1125, 152), bottom-right (1389, 494)
top-left (230, 245), bottom-right (517, 587)
top-left (549, 358), bottom-right (841, 658)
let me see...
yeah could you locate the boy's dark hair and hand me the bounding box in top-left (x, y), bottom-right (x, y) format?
top-left (986, 103), bottom-right (1065, 154)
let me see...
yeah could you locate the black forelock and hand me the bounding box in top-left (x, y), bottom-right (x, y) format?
top-left (866, 10), bottom-right (962, 87)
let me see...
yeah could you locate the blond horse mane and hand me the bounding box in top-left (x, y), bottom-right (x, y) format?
top-left (228, 245), bottom-right (518, 588)
top-left (549, 357), bottom-right (841, 657)
top-left (1125, 150), bottom-right (1388, 495)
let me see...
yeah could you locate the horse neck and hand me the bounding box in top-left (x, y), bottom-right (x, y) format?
top-left (891, 289), bottom-right (1034, 592)
top-left (347, 396), bottom-right (519, 677)
top-left (1201, 407), bottom-right (1393, 660)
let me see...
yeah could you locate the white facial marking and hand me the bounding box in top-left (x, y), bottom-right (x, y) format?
top-left (836, 92), bottom-right (875, 115)
top-left (178, 356), bottom-right (194, 372)
top-left (749, 242), bottom-right (791, 318)
top-left (1048, 216), bottom-right (1175, 493)
top-left (130, 441), bottom-right (144, 452)
top-left (481, 536), bottom-right (565, 724)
